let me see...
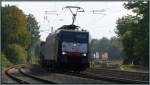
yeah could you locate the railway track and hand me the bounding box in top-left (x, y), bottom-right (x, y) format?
top-left (86, 68), bottom-right (149, 83)
top-left (20, 65), bottom-right (113, 84)
top-left (5, 65), bottom-right (57, 84)
top-left (58, 70), bottom-right (149, 84)
top-left (82, 71), bottom-right (148, 84)
top-left (4, 64), bottom-right (149, 84)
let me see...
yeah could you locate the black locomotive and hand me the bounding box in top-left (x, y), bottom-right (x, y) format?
top-left (37, 6), bottom-right (91, 71)
top-left (38, 25), bottom-right (90, 71)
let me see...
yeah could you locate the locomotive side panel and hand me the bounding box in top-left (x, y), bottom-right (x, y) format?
top-left (40, 42), bottom-right (45, 57)
top-left (43, 34), bottom-right (58, 61)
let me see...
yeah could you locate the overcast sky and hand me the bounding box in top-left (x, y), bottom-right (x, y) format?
top-left (2, 1), bottom-right (133, 41)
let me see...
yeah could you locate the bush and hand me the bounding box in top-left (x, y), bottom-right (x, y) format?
top-left (5, 44), bottom-right (27, 64)
top-left (0, 53), bottom-right (13, 68)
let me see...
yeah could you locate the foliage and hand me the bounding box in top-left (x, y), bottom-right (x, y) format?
top-left (1, 5), bottom-right (30, 64)
top-left (116, 15), bottom-right (138, 64)
top-left (4, 44), bottom-right (27, 64)
top-left (27, 14), bottom-right (40, 46)
top-left (1, 5), bottom-right (29, 64)
top-left (0, 53), bottom-right (13, 68)
top-left (1, 5), bottom-right (30, 51)
top-left (91, 37), bottom-right (125, 60)
top-left (116, 1), bottom-right (149, 66)
top-left (26, 14), bottom-right (40, 63)
top-left (1, 5), bottom-right (40, 64)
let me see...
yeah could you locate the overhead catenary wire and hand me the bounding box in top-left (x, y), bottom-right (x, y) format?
top-left (43, 3), bottom-right (125, 34)
top-left (82, 9), bottom-right (125, 30)
top-left (81, 14), bottom-right (106, 29)
top-left (44, 9), bottom-right (59, 32)
top-left (44, 2), bottom-right (109, 29)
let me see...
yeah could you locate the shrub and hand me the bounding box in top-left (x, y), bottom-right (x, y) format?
top-left (0, 53), bottom-right (13, 68)
top-left (5, 44), bottom-right (27, 64)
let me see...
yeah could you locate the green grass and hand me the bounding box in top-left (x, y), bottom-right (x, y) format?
top-left (0, 53), bottom-right (13, 68)
top-left (117, 64), bottom-right (144, 71)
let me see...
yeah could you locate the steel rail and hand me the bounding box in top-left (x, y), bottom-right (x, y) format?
top-left (5, 64), bottom-right (57, 84)
top-left (59, 71), bottom-right (149, 84)
top-left (5, 65), bottom-right (29, 84)
top-left (19, 68), bottom-right (57, 84)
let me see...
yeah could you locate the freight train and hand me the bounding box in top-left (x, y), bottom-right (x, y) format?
top-left (38, 25), bottom-right (91, 71)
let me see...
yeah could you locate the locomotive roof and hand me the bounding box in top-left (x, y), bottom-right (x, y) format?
top-left (47, 25), bottom-right (88, 38)
top-left (58, 25), bottom-right (79, 30)
top-left (55, 25), bottom-right (88, 33)
top-left (59, 29), bottom-right (88, 33)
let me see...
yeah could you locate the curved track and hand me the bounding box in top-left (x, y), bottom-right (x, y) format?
top-left (5, 65), bottom-right (56, 84)
top-left (5, 64), bottom-right (149, 84)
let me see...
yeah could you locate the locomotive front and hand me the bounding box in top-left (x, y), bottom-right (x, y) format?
top-left (58, 29), bottom-right (89, 71)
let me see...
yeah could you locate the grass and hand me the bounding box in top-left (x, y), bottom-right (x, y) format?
top-left (0, 53), bottom-right (13, 69)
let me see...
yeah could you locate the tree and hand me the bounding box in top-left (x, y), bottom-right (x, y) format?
top-left (26, 14), bottom-right (40, 63)
top-left (1, 5), bottom-right (30, 64)
top-left (5, 44), bottom-right (27, 64)
top-left (1, 5), bottom-right (30, 52)
top-left (116, 1), bottom-right (149, 66)
top-left (116, 15), bottom-right (138, 64)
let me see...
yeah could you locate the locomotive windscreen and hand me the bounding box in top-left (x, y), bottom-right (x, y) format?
top-left (59, 31), bottom-right (89, 53)
top-left (62, 42), bottom-right (87, 53)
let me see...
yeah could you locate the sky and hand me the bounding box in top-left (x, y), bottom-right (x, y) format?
top-left (2, 1), bottom-right (134, 41)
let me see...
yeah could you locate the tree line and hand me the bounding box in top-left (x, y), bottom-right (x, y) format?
top-left (1, 5), bottom-right (40, 68)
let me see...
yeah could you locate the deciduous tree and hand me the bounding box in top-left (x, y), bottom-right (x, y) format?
top-left (116, 1), bottom-right (149, 66)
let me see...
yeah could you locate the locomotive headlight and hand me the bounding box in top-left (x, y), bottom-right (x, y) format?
top-left (73, 43), bottom-right (77, 46)
top-left (83, 53), bottom-right (86, 56)
top-left (62, 52), bottom-right (66, 55)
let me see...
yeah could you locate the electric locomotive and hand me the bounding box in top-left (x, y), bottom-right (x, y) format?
top-left (39, 25), bottom-right (90, 71)
top-left (38, 6), bottom-right (91, 71)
